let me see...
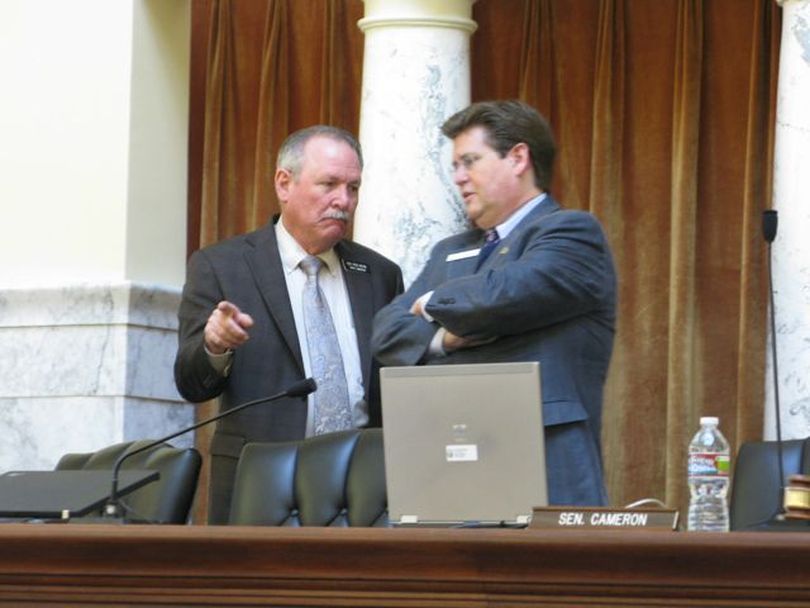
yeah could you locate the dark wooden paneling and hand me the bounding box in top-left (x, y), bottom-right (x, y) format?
top-left (0, 525), bottom-right (808, 606)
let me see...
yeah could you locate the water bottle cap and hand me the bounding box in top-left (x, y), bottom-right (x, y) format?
top-left (700, 416), bottom-right (719, 425)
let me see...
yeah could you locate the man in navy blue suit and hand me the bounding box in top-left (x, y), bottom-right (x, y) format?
top-left (372, 101), bottom-right (616, 506)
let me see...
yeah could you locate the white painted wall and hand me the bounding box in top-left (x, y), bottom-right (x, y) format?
top-left (0, 0), bottom-right (188, 289)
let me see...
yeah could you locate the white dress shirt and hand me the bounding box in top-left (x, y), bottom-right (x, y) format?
top-left (206, 219), bottom-right (367, 435)
top-left (275, 219), bottom-right (366, 435)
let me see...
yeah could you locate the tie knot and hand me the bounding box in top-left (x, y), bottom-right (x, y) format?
top-left (484, 229), bottom-right (499, 244)
top-left (300, 255), bottom-right (324, 277)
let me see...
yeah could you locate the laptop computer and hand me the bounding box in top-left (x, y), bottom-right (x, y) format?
top-left (0, 469), bottom-right (159, 519)
top-left (380, 362), bottom-right (547, 527)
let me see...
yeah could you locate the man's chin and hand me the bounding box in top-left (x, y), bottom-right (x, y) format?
top-left (464, 204), bottom-right (483, 225)
top-left (468, 215), bottom-right (485, 229)
top-left (317, 224), bottom-right (348, 248)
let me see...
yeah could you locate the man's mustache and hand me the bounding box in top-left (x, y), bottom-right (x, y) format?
top-left (323, 210), bottom-right (351, 222)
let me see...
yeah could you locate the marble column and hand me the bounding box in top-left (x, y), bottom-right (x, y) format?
top-left (765, 0), bottom-right (810, 440)
top-left (0, 0), bottom-right (191, 471)
top-left (354, 0), bottom-right (477, 285)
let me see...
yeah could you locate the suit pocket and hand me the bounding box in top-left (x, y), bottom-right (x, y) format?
top-left (210, 431), bottom-right (246, 460)
top-left (542, 399), bottom-right (589, 427)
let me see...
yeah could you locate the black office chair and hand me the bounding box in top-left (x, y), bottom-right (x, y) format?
top-left (228, 429), bottom-right (388, 527)
top-left (56, 440), bottom-right (201, 524)
top-left (729, 437), bottom-right (810, 530)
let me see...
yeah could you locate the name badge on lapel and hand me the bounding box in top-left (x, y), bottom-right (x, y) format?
top-left (446, 249), bottom-right (480, 262)
top-left (342, 259), bottom-right (369, 273)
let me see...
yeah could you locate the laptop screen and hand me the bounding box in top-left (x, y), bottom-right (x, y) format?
top-left (380, 362), bottom-right (547, 526)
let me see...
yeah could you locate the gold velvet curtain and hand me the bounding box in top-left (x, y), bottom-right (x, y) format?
top-left (188, 0), bottom-right (781, 516)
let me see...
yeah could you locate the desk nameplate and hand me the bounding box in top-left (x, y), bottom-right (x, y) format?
top-left (530, 506), bottom-right (679, 531)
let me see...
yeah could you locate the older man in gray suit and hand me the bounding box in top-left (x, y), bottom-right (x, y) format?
top-left (372, 100), bottom-right (616, 506)
top-left (176, 126), bottom-right (403, 523)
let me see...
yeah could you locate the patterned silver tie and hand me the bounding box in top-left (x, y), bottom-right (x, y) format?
top-left (299, 255), bottom-right (352, 434)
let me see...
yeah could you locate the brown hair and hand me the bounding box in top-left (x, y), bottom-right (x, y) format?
top-left (442, 100), bottom-right (555, 190)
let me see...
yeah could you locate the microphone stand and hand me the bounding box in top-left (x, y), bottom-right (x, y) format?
top-left (104, 378), bottom-right (316, 520)
top-left (763, 210), bottom-right (786, 519)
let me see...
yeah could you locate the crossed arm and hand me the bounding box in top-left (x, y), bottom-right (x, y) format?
top-left (371, 211), bottom-right (612, 366)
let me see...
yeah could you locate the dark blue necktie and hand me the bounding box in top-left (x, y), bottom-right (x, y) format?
top-left (476, 228), bottom-right (500, 270)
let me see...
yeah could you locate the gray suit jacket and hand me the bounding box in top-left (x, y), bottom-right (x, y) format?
top-left (175, 220), bottom-right (403, 522)
top-left (372, 197), bottom-right (615, 506)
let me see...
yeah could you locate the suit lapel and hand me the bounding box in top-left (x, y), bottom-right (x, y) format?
top-left (243, 224), bottom-right (305, 375)
top-left (336, 241), bottom-right (373, 389)
top-left (444, 232), bottom-right (483, 279)
top-left (476, 195), bottom-right (561, 272)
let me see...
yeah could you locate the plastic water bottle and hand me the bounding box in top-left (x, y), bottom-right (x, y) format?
top-left (687, 416), bottom-right (730, 532)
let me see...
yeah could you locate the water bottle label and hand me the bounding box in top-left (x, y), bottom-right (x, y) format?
top-left (688, 453), bottom-right (730, 476)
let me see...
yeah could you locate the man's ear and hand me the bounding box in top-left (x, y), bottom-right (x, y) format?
top-left (274, 167), bottom-right (292, 202)
top-left (509, 142), bottom-right (531, 176)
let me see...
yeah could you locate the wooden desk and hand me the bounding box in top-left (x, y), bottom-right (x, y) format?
top-left (0, 524), bottom-right (807, 606)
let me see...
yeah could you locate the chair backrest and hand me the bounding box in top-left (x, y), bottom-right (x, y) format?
top-left (729, 437), bottom-right (810, 530)
top-left (56, 440), bottom-right (201, 524)
top-left (228, 429), bottom-right (387, 526)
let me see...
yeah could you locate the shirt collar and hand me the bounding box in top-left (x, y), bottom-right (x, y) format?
top-left (275, 217), bottom-right (340, 276)
top-left (493, 192), bottom-right (547, 240)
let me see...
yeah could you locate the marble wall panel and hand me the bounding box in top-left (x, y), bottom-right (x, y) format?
top-left (0, 282), bottom-right (191, 473)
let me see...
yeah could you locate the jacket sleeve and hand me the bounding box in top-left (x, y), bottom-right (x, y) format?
top-left (371, 246), bottom-right (447, 367)
top-left (173, 249), bottom-right (229, 403)
top-left (424, 211), bottom-right (613, 341)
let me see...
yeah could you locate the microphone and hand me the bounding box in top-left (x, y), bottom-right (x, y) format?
top-left (763, 210), bottom-right (778, 244)
top-left (763, 210), bottom-right (786, 518)
top-left (104, 377), bottom-right (317, 520)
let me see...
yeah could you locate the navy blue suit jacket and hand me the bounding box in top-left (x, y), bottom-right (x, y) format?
top-left (372, 197), bottom-right (615, 506)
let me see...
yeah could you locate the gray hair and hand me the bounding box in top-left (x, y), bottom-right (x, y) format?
top-left (276, 125), bottom-right (363, 176)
